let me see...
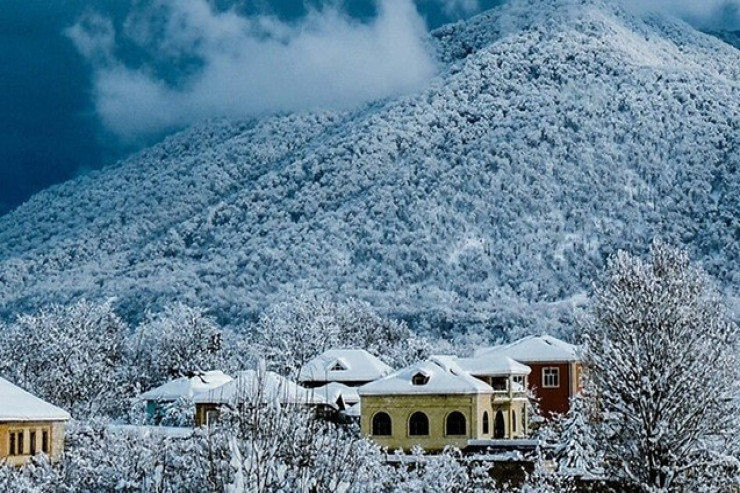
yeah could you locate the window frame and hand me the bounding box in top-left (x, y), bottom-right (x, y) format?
top-left (408, 411), bottom-right (430, 436)
top-left (17, 430), bottom-right (24, 455)
top-left (445, 411), bottom-right (467, 436)
top-left (542, 367), bottom-right (560, 388)
top-left (29, 430), bottom-right (36, 456)
top-left (371, 412), bottom-right (392, 436)
top-left (9, 431), bottom-right (16, 456)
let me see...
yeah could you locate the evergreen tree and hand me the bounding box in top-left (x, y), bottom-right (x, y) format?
top-left (555, 390), bottom-right (600, 478)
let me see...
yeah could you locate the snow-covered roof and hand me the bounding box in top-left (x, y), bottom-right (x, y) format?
top-left (457, 356), bottom-right (531, 377)
top-left (343, 402), bottom-right (361, 417)
top-left (139, 371), bottom-right (233, 401)
top-left (358, 356), bottom-right (493, 396)
top-left (313, 382), bottom-right (360, 406)
top-left (475, 335), bottom-right (580, 363)
top-left (298, 349), bottom-right (393, 383)
top-left (0, 377), bottom-right (71, 422)
top-left (193, 370), bottom-right (326, 406)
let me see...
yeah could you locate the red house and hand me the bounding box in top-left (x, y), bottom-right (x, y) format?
top-left (475, 335), bottom-right (581, 417)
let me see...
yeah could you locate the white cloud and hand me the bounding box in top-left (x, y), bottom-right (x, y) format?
top-left (67, 0), bottom-right (438, 142)
top-left (432, 0), bottom-right (481, 17)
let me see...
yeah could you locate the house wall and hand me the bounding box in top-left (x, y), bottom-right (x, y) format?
top-left (524, 362), bottom-right (580, 416)
top-left (491, 399), bottom-right (529, 438)
top-left (361, 393), bottom-right (493, 451)
top-left (0, 421), bottom-right (66, 466)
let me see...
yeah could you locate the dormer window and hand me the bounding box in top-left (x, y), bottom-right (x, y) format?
top-left (329, 360), bottom-right (347, 371)
top-left (412, 372), bottom-right (430, 386)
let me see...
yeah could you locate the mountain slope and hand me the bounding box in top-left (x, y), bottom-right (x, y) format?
top-left (1, 0), bottom-right (738, 335)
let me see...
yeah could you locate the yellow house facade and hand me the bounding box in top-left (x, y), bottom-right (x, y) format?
top-left (0, 377), bottom-right (70, 465)
top-left (359, 356), bottom-right (530, 451)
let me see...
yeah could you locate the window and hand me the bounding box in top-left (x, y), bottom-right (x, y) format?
top-left (543, 367), bottom-right (560, 388)
top-left (42, 430), bottom-right (49, 454)
top-left (491, 377), bottom-right (507, 391)
top-left (482, 411), bottom-right (490, 435)
top-left (9, 432), bottom-right (16, 456)
top-left (512, 375), bottom-right (525, 387)
top-left (412, 372), bottom-right (429, 386)
top-left (30, 431), bottom-right (36, 456)
top-left (445, 411), bottom-right (466, 436)
top-left (409, 412), bottom-right (429, 436)
top-left (206, 410), bottom-right (219, 427)
top-left (329, 361), bottom-right (347, 371)
top-left (512, 410), bottom-right (517, 432)
top-left (17, 431), bottom-right (24, 455)
top-left (372, 412), bottom-right (392, 436)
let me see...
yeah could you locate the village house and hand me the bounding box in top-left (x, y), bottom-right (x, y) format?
top-left (0, 377), bottom-right (70, 465)
top-left (193, 368), bottom-right (330, 426)
top-left (359, 356), bottom-right (530, 452)
top-left (475, 335), bottom-right (581, 416)
top-left (139, 370), bottom-right (233, 424)
top-left (456, 355), bottom-right (532, 439)
top-left (298, 349), bottom-right (394, 388)
top-left (313, 381), bottom-right (361, 420)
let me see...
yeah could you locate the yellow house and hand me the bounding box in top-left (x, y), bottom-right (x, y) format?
top-left (360, 356), bottom-right (532, 452)
top-left (456, 355), bottom-right (532, 441)
top-left (0, 377), bottom-right (71, 465)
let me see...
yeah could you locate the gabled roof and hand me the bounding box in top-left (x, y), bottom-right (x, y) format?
top-left (298, 349), bottom-right (394, 383)
top-left (139, 371), bottom-right (233, 401)
top-left (0, 377), bottom-right (71, 422)
top-left (457, 356), bottom-right (531, 377)
top-left (193, 370), bottom-right (326, 406)
top-left (475, 335), bottom-right (580, 363)
top-left (358, 356), bottom-right (493, 396)
top-left (313, 382), bottom-right (360, 406)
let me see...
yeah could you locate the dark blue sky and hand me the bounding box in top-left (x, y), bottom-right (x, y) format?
top-left (0, 0), bottom-right (505, 216)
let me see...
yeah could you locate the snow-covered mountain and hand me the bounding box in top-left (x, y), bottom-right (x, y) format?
top-left (1, 0), bottom-right (739, 335)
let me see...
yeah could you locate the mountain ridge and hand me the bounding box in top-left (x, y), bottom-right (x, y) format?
top-left (1, 0), bottom-right (738, 335)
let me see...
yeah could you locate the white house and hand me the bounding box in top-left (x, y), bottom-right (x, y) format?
top-left (193, 369), bottom-right (329, 426)
top-left (298, 349), bottom-right (394, 388)
top-left (139, 370), bottom-right (233, 423)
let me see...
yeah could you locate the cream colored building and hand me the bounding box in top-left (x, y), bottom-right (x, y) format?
top-left (359, 356), bottom-right (530, 452)
top-left (457, 355), bottom-right (532, 440)
top-left (0, 377), bottom-right (70, 465)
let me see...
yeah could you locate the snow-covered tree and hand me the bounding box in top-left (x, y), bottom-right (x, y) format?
top-left (0, 300), bottom-right (132, 418)
top-left (131, 303), bottom-right (235, 389)
top-left (252, 296), bottom-right (430, 377)
top-left (583, 241), bottom-right (740, 490)
top-left (554, 390), bottom-right (600, 478)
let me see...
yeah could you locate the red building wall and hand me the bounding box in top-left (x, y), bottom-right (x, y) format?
top-left (525, 362), bottom-right (575, 417)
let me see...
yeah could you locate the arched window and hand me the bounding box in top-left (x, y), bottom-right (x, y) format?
top-left (482, 411), bottom-right (490, 435)
top-left (409, 412), bottom-right (429, 436)
top-left (494, 410), bottom-right (505, 439)
top-left (372, 412), bottom-right (392, 436)
top-left (512, 410), bottom-right (517, 432)
top-left (445, 411), bottom-right (466, 436)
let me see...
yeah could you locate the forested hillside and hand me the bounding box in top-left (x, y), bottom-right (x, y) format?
top-left (1, 0), bottom-right (738, 336)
